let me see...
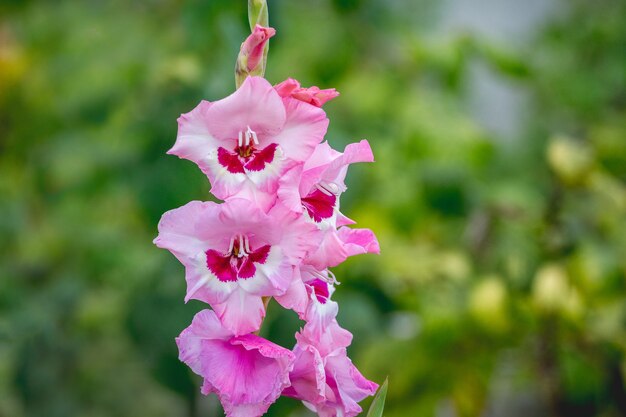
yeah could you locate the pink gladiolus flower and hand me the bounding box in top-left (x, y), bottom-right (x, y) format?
top-left (279, 140), bottom-right (374, 226)
top-left (154, 198), bottom-right (319, 335)
top-left (284, 321), bottom-right (378, 417)
top-left (301, 267), bottom-right (340, 332)
top-left (241, 25), bottom-right (276, 72)
top-left (274, 263), bottom-right (378, 417)
top-left (169, 76), bottom-right (328, 201)
top-left (177, 309), bottom-right (295, 417)
top-left (275, 265), bottom-right (339, 326)
top-left (275, 78), bottom-right (340, 107)
top-left (277, 139), bottom-right (380, 269)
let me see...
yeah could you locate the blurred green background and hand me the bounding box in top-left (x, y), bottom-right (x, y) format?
top-left (2, 0), bottom-right (626, 416)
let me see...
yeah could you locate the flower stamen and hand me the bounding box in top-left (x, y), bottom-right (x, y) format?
top-left (228, 234), bottom-right (251, 257)
top-left (244, 235), bottom-right (252, 253)
top-left (327, 269), bottom-right (340, 285)
top-left (228, 235), bottom-right (236, 254)
top-left (315, 181), bottom-right (340, 196)
top-left (236, 127), bottom-right (260, 158)
top-left (238, 236), bottom-right (246, 257)
top-left (247, 126), bottom-right (259, 145)
top-left (310, 269), bottom-right (340, 285)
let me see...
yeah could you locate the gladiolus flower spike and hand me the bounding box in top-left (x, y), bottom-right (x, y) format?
top-left (154, 3), bottom-right (380, 416)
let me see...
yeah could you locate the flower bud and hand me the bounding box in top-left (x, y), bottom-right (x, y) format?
top-left (274, 78), bottom-right (300, 97)
top-left (242, 25), bottom-right (275, 72)
top-left (235, 25), bottom-right (275, 88)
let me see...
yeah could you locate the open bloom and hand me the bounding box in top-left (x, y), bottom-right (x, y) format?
top-left (274, 265), bottom-right (339, 326)
top-left (279, 265), bottom-right (378, 417)
top-left (169, 76), bottom-right (328, 202)
top-left (278, 140), bottom-right (380, 269)
top-left (279, 140), bottom-right (374, 226)
top-left (177, 309), bottom-right (295, 417)
top-left (284, 320), bottom-right (378, 417)
top-left (275, 78), bottom-right (340, 107)
top-left (301, 267), bottom-right (340, 333)
top-left (154, 198), bottom-right (319, 335)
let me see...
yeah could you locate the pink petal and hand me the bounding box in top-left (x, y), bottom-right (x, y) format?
top-left (342, 139), bottom-right (374, 164)
top-left (246, 248), bottom-right (294, 294)
top-left (336, 212), bottom-right (356, 227)
top-left (232, 333), bottom-right (294, 362)
top-left (303, 142), bottom-right (341, 172)
top-left (301, 188), bottom-right (337, 223)
top-left (321, 139), bottom-right (374, 189)
top-left (292, 86), bottom-right (340, 107)
top-left (218, 198), bottom-right (279, 243)
top-left (325, 352), bottom-right (379, 417)
top-left (169, 100), bottom-right (220, 166)
top-left (282, 344), bottom-right (326, 403)
top-left (277, 165), bottom-right (305, 214)
top-left (274, 78), bottom-right (301, 98)
top-left (154, 200), bottom-right (224, 265)
top-left (305, 231), bottom-right (349, 270)
top-left (288, 325), bottom-right (376, 417)
top-left (267, 203), bottom-right (323, 263)
top-left (178, 312), bottom-right (294, 417)
top-left (271, 97), bottom-right (328, 164)
top-left (175, 310), bottom-right (232, 376)
top-left (216, 402), bottom-right (269, 417)
top-left (202, 153), bottom-right (248, 200)
top-left (231, 181), bottom-right (278, 213)
top-left (274, 78), bottom-right (340, 107)
top-left (217, 147), bottom-right (246, 174)
top-left (205, 76), bottom-right (286, 143)
top-left (212, 290), bottom-right (266, 336)
top-left (243, 145), bottom-right (290, 194)
top-left (244, 143), bottom-right (279, 172)
top-left (298, 140), bottom-right (374, 201)
top-left (337, 227), bottom-right (380, 257)
top-left (308, 278), bottom-right (330, 303)
top-left (296, 142), bottom-right (340, 200)
top-left (204, 334), bottom-right (293, 408)
top-left (300, 319), bottom-right (353, 358)
top-left (205, 249), bottom-right (238, 282)
top-left (274, 268), bottom-right (308, 317)
top-left (298, 267), bottom-right (341, 338)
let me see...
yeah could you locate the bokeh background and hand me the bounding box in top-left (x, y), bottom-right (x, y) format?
top-left (2, 0), bottom-right (626, 416)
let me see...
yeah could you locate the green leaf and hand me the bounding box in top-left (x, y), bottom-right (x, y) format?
top-left (366, 378), bottom-right (388, 417)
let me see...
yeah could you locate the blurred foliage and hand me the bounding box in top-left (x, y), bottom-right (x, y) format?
top-left (1, 0), bottom-right (625, 416)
